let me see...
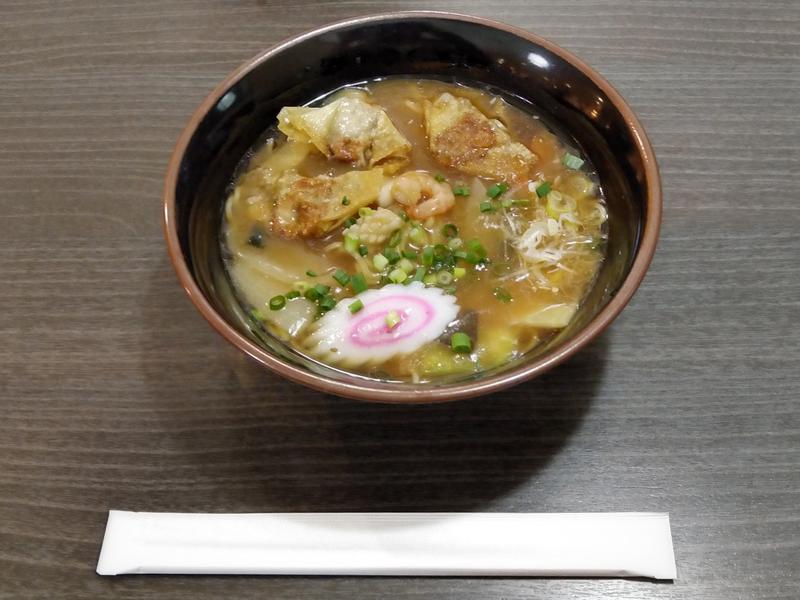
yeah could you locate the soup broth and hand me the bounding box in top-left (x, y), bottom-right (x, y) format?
top-left (223, 79), bottom-right (607, 382)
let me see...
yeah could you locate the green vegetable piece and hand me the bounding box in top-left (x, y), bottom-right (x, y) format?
top-left (385, 310), bottom-right (401, 329)
top-left (434, 173), bottom-right (447, 182)
top-left (562, 153), bottom-right (585, 170)
top-left (452, 185), bottom-right (471, 197)
top-left (486, 182), bottom-right (509, 198)
top-left (451, 332), bottom-right (472, 353)
top-left (453, 267), bottom-right (466, 280)
top-left (350, 273), bottom-right (368, 294)
top-left (250, 308), bottom-right (265, 321)
top-left (348, 299), bottom-right (364, 314)
top-left (512, 199), bottom-right (532, 207)
top-left (382, 247), bottom-right (401, 264)
top-left (305, 269), bottom-right (317, 277)
top-left (423, 273), bottom-right (437, 285)
top-left (442, 223), bottom-right (459, 238)
top-left (479, 201), bottom-right (494, 213)
top-left (293, 280), bottom-right (311, 293)
top-left (401, 249), bottom-right (418, 260)
top-left (535, 181), bottom-right (552, 197)
top-left (500, 198), bottom-right (513, 209)
top-left (343, 217), bottom-right (357, 228)
top-left (344, 235), bottom-right (359, 253)
top-left (389, 268), bottom-right (408, 283)
top-left (333, 269), bottom-right (350, 286)
top-left (358, 244), bottom-right (369, 256)
top-left (314, 283), bottom-right (331, 296)
top-left (373, 253), bottom-right (389, 271)
top-left (304, 288), bottom-right (321, 302)
top-left (358, 207), bottom-right (374, 217)
top-left (421, 246), bottom-right (435, 266)
top-left (319, 295), bottom-right (337, 312)
top-left (436, 270), bottom-right (454, 285)
top-left (409, 226), bottom-right (426, 245)
top-left (411, 266), bottom-right (427, 282)
top-left (447, 237), bottom-right (463, 250)
top-left (397, 258), bottom-right (416, 274)
top-left (387, 229), bottom-right (402, 247)
top-left (442, 285), bottom-right (457, 295)
top-left (466, 239), bottom-right (487, 260)
top-left (341, 195), bottom-right (350, 206)
top-left (285, 290), bottom-right (301, 300)
top-left (493, 287), bottom-right (513, 303)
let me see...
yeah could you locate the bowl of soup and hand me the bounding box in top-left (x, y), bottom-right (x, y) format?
top-left (164, 12), bottom-right (661, 402)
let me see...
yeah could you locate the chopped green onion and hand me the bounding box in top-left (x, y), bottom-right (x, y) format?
top-left (399, 211), bottom-right (410, 222)
top-left (385, 310), bottom-right (401, 329)
top-left (512, 199), bottom-right (532, 207)
top-left (387, 229), bottom-right (402, 247)
top-left (466, 239), bottom-right (487, 260)
top-left (293, 280), bottom-right (311, 293)
top-left (285, 290), bottom-right (301, 300)
top-left (479, 200), bottom-right (494, 213)
top-left (333, 269), bottom-right (350, 286)
top-left (398, 258), bottom-right (416, 274)
top-left (373, 253), bottom-right (389, 271)
top-left (382, 247), bottom-right (401, 264)
top-left (319, 295), bottom-right (337, 312)
top-left (487, 182), bottom-right (509, 198)
top-left (412, 266), bottom-right (427, 282)
top-left (450, 332), bottom-right (472, 353)
top-left (343, 217), bottom-right (357, 228)
top-left (452, 185), bottom-right (471, 197)
top-left (341, 195), bottom-right (350, 206)
top-left (401, 249), bottom-right (418, 260)
top-left (535, 181), bottom-right (552, 197)
top-left (358, 207), bottom-right (373, 217)
top-left (421, 246), bottom-right (435, 266)
top-left (442, 223), bottom-right (459, 238)
top-left (453, 250), bottom-right (469, 261)
top-left (305, 269), bottom-right (317, 277)
top-left (464, 251), bottom-right (481, 265)
top-left (350, 273), bottom-right (368, 294)
top-left (447, 237), bottom-right (463, 250)
top-left (357, 244), bottom-right (369, 256)
top-left (436, 271), bottom-right (454, 285)
top-left (453, 267), bottom-right (466, 280)
top-left (442, 285), bottom-right (457, 295)
top-left (348, 299), bottom-right (364, 314)
top-left (562, 153), bottom-right (585, 170)
top-left (493, 287), bottom-right (513, 303)
top-left (423, 273), bottom-right (437, 285)
top-left (409, 226), bottom-right (426, 245)
top-left (388, 268), bottom-right (408, 283)
top-left (344, 235), bottom-right (359, 253)
top-left (313, 283), bottom-right (330, 296)
top-left (500, 197), bottom-right (513, 208)
top-left (250, 308), bottom-right (265, 321)
top-left (304, 287), bottom-right (322, 301)
top-left (434, 173), bottom-right (446, 182)
top-left (433, 244), bottom-right (451, 261)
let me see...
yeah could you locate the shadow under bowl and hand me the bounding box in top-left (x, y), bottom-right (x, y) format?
top-left (163, 11), bottom-right (661, 403)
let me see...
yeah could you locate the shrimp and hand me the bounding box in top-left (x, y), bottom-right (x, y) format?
top-left (384, 171), bottom-right (455, 219)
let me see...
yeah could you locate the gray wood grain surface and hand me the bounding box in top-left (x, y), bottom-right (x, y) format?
top-left (1, 0), bottom-right (798, 598)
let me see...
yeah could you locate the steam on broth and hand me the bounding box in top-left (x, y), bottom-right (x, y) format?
top-left (223, 79), bottom-right (607, 382)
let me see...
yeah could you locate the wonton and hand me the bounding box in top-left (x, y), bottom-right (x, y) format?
top-left (245, 168), bottom-right (385, 239)
top-left (424, 92), bottom-right (536, 183)
top-left (277, 90), bottom-right (411, 172)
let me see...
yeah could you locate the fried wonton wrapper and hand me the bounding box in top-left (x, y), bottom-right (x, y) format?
top-left (277, 91), bottom-right (411, 172)
top-left (240, 168), bottom-right (385, 239)
top-left (424, 93), bottom-right (537, 183)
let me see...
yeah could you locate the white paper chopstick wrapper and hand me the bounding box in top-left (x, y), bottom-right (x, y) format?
top-left (96, 511), bottom-right (676, 579)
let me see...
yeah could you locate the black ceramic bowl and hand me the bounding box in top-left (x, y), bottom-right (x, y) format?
top-left (164, 12), bottom-right (661, 403)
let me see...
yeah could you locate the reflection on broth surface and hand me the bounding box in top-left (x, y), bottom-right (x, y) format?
top-left (223, 79), bottom-right (607, 383)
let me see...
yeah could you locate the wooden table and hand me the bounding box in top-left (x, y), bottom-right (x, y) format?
top-left (1, 1), bottom-right (798, 598)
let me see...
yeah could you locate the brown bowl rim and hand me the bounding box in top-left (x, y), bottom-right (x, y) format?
top-left (163, 10), bottom-right (662, 404)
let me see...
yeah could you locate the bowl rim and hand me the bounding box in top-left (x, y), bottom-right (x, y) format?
top-left (163, 10), bottom-right (662, 403)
